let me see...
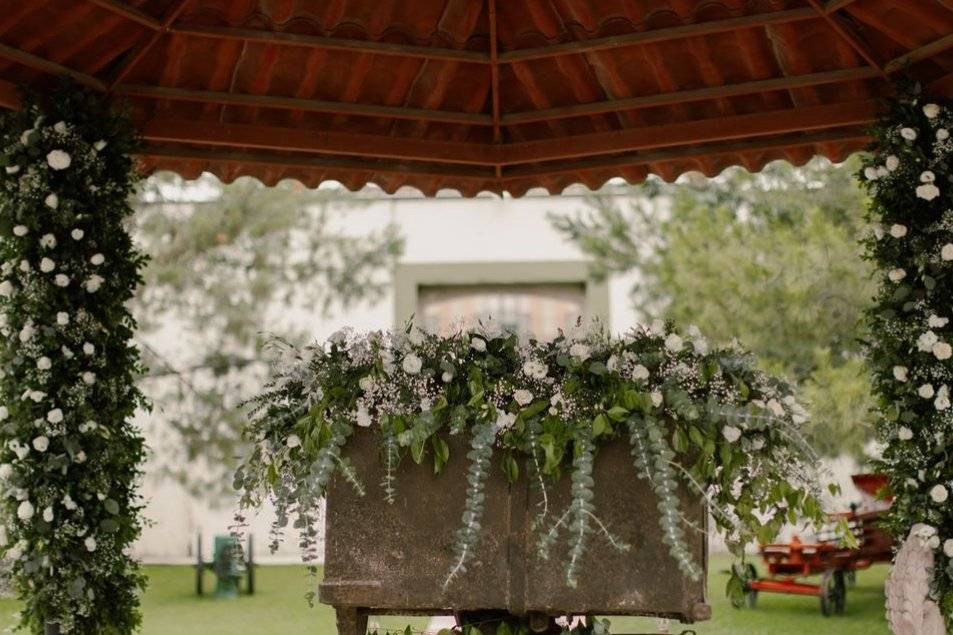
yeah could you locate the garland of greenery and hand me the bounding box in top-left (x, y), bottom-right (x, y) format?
top-left (236, 319), bottom-right (825, 592)
top-left (0, 85), bottom-right (147, 633)
top-left (861, 87), bottom-right (953, 627)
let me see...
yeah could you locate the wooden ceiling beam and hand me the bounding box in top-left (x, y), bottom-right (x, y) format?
top-left (500, 99), bottom-right (881, 165)
top-left (140, 118), bottom-right (500, 166)
top-left (0, 42), bottom-right (106, 91)
top-left (502, 67), bottom-right (881, 125)
top-left (85, 0), bottom-right (161, 30)
top-left (115, 84), bottom-right (493, 125)
top-left (138, 146), bottom-right (497, 181)
top-left (171, 23), bottom-right (490, 63)
top-left (824, 0), bottom-right (861, 12)
top-left (805, 0), bottom-right (886, 74)
top-left (886, 33), bottom-right (953, 73)
top-left (109, 0), bottom-right (192, 89)
top-left (501, 129), bottom-right (871, 181)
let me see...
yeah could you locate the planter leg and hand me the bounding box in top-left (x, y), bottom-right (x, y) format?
top-left (335, 607), bottom-right (367, 635)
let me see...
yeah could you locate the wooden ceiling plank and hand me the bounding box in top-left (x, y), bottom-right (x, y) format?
top-left (85, 0), bottom-right (161, 30)
top-left (0, 78), bottom-right (21, 110)
top-left (498, 8), bottom-right (817, 64)
top-left (171, 23), bottom-right (490, 64)
top-left (886, 32), bottom-right (953, 73)
top-left (501, 129), bottom-right (871, 181)
top-left (502, 67), bottom-right (881, 125)
top-left (501, 99), bottom-right (881, 165)
top-left (824, 0), bottom-right (861, 13)
top-left (109, 0), bottom-right (193, 89)
top-left (0, 42), bottom-right (107, 91)
top-left (114, 84), bottom-right (494, 125)
top-left (805, 0), bottom-right (886, 73)
top-left (140, 118), bottom-right (500, 166)
top-left (139, 146), bottom-right (497, 181)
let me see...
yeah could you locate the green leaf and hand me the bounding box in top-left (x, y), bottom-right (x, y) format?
top-left (588, 361), bottom-right (607, 376)
top-left (432, 437), bottom-right (450, 474)
top-left (410, 437), bottom-right (426, 464)
top-left (592, 413), bottom-right (611, 437)
top-left (104, 499), bottom-right (120, 515)
top-left (606, 405), bottom-right (628, 421)
top-left (672, 427), bottom-right (689, 453)
top-left (502, 454), bottom-right (519, 484)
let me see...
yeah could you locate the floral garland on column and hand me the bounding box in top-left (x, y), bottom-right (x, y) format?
top-left (0, 86), bottom-right (147, 633)
top-left (860, 87), bottom-right (953, 630)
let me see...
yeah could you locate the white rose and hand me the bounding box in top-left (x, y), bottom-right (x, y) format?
top-left (62, 494), bottom-right (77, 511)
top-left (17, 500), bottom-right (33, 521)
top-left (18, 260), bottom-right (28, 273)
top-left (514, 389), bottom-right (533, 406)
top-left (42, 506), bottom-right (53, 523)
top-left (943, 243), bottom-right (953, 261)
top-left (285, 434), bottom-right (301, 448)
top-left (938, 128), bottom-right (950, 141)
top-left (936, 386), bottom-right (951, 411)
top-left (94, 140), bottom-right (107, 151)
top-left (863, 166), bottom-right (879, 180)
top-left (28, 391), bottom-right (44, 403)
top-left (81, 372), bottom-right (96, 385)
top-left (401, 353), bottom-right (422, 375)
top-left (901, 127), bottom-right (918, 141)
top-left (934, 341), bottom-right (953, 360)
top-left (71, 229), bottom-right (84, 241)
top-left (887, 268), bottom-right (906, 282)
top-left (917, 183), bottom-right (941, 201)
top-left (885, 155), bottom-right (900, 171)
top-left (650, 391), bottom-right (663, 408)
top-left (56, 312), bottom-right (69, 325)
top-left (44, 193), bottom-right (58, 209)
top-left (606, 354), bottom-right (619, 372)
top-left (569, 342), bottom-right (590, 360)
top-left (11, 442), bottom-right (28, 460)
top-left (918, 330), bottom-right (939, 352)
top-left (766, 398), bottom-right (785, 417)
top-left (0, 464), bottom-right (12, 479)
top-left (84, 536), bottom-right (97, 552)
top-left (39, 234), bottom-right (56, 249)
top-left (90, 253), bottom-right (105, 266)
top-left (36, 357), bottom-right (51, 371)
top-left (945, 539), bottom-right (953, 558)
top-left (649, 319), bottom-right (666, 335)
top-left (46, 150), bottom-right (71, 170)
top-left (358, 376), bottom-right (375, 392)
top-left (82, 342), bottom-right (94, 356)
top-left (85, 275), bottom-right (103, 292)
top-left (921, 171), bottom-right (936, 183)
top-left (931, 484), bottom-right (949, 503)
top-left (0, 407), bottom-right (7, 421)
top-left (924, 103), bottom-right (941, 119)
top-left (54, 274), bottom-right (70, 287)
top-left (664, 333), bottom-right (684, 352)
top-left (355, 405), bottom-right (373, 427)
top-left (470, 337), bottom-right (486, 352)
top-left (5, 165), bottom-right (19, 175)
top-left (928, 314), bottom-right (949, 328)
top-left (750, 436), bottom-right (765, 451)
top-left (39, 258), bottom-right (55, 273)
top-left (889, 224), bottom-right (908, 238)
top-left (631, 364), bottom-right (649, 381)
top-left (898, 426), bottom-right (913, 441)
top-left (75, 451), bottom-right (86, 463)
top-left (494, 410), bottom-right (516, 433)
top-left (46, 408), bottom-right (63, 424)
top-left (893, 365), bottom-right (908, 382)
top-left (0, 280), bottom-right (12, 298)
top-left (53, 121), bottom-right (68, 134)
top-left (919, 384), bottom-right (936, 399)
top-left (722, 425), bottom-right (742, 443)
top-left (19, 129), bottom-right (32, 145)
top-left (441, 371), bottom-right (453, 383)
top-left (12, 225), bottom-right (27, 237)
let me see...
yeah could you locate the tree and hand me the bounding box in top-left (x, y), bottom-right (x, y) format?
top-left (551, 157), bottom-right (877, 458)
top-left (130, 174), bottom-right (404, 498)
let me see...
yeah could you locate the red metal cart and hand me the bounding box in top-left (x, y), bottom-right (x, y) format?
top-left (738, 474), bottom-right (895, 616)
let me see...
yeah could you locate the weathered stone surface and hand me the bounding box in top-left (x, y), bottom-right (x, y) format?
top-left (320, 430), bottom-right (709, 627)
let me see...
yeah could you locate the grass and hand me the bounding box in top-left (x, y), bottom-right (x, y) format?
top-left (0, 555), bottom-right (889, 634)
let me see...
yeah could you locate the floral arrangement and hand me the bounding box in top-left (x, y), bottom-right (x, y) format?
top-left (0, 85), bottom-right (148, 633)
top-left (860, 87), bottom-right (953, 627)
top-left (235, 319), bottom-right (824, 593)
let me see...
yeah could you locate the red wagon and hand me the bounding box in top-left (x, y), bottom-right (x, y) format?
top-left (737, 474), bottom-right (895, 616)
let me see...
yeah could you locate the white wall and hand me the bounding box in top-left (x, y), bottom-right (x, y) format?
top-left (134, 187), bottom-right (642, 563)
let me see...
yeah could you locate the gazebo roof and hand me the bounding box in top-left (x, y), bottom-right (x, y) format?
top-left (1, 1), bottom-right (952, 196)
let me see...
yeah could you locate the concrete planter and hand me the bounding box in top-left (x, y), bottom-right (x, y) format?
top-left (320, 430), bottom-right (710, 634)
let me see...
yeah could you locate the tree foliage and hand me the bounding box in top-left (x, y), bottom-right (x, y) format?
top-left (551, 158), bottom-right (877, 458)
top-left (131, 174), bottom-right (404, 497)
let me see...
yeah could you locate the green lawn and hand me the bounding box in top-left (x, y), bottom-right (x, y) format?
top-left (0, 555), bottom-right (889, 634)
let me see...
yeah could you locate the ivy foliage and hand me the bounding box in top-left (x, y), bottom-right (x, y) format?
top-left (236, 319), bottom-right (825, 592)
top-left (860, 85), bottom-right (953, 624)
top-left (0, 84), bottom-right (148, 633)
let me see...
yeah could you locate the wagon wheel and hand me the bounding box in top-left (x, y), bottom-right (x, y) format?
top-left (731, 563), bottom-right (759, 609)
top-left (819, 570), bottom-right (846, 616)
